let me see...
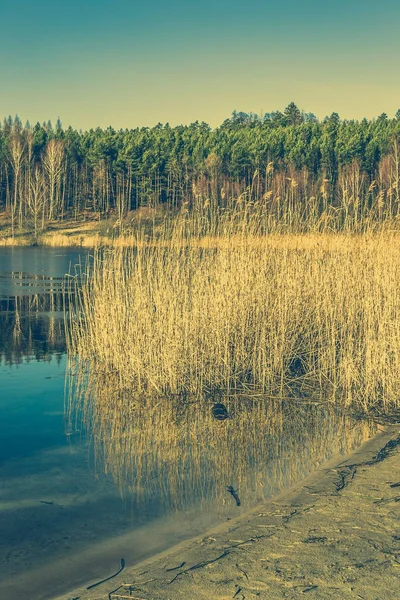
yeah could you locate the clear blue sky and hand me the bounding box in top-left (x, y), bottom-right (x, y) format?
top-left (1, 0), bottom-right (399, 129)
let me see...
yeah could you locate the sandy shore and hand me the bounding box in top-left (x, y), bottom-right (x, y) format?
top-left (53, 425), bottom-right (400, 600)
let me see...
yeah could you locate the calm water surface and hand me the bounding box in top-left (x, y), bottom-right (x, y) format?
top-left (0, 247), bottom-right (377, 600)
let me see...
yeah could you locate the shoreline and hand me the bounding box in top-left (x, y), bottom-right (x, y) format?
top-left (0, 229), bottom-right (106, 248)
top-left (3, 220), bottom-right (400, 250)
top-left (52, 425), bottom-right (400, 600)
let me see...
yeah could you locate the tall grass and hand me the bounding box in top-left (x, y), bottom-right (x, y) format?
top-left (67, 203), bottom-right (400, 411)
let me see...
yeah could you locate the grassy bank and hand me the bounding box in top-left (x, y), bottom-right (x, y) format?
top-left (0, 216), bottom-right (106, 247)
top-left (0, 206), bottom-right (175, 247)
top-left (67, 205), bottom-right (400, 412)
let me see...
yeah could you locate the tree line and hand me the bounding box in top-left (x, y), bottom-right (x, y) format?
top-left (1, 103), bottom-right (400, 234)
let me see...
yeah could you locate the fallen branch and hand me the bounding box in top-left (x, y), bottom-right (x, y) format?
top-left (87, 558), bottom-right (125, 590)
top-left (334, 434), bottom-right (400, 493)
top-left (335, 465), bottom-right (357, 492)
top-left (368, 436), bottom-right (400, 465)
top-left (235, 562), bottom-right (249, 579)
top-left (165, 561), bottom-right (186, 572)
top-left (169, 550), bottom-right (231, 584)
top-left (168, 534), bottom-right (270, 584)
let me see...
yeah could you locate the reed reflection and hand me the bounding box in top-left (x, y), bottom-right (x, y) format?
top-left (68, 372), bottom-right (377, 517)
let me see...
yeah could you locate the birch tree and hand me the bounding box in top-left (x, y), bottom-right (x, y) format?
top-left (27, 166), bottom-right (45, 241)
top-left (9, 132), bottom-right (25, 236)
top-left (42, 139), bottom-right (64, 220)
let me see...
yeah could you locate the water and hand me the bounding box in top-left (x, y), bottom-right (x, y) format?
top-left (0, 247), bottom-right (377, 600)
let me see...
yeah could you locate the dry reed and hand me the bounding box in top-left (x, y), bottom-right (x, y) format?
top-left (41, 232), bottom-right (104, 247)
top-left (0, 236), bottom-right (31, 246)
top-left (67, 204), bottom-right (400, 412)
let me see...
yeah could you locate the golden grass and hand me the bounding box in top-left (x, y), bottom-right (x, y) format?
top-left (0, 232), bottom-right (107, 247)
top-left (65, 204), bottom-right (393, 505)
top-left (40, 232), bottom-right (105, 247)
top-left (66, 205), bottom-right (400, 412)
top-left (0, 218), bottom-right (112, 247)
top-left (0, 236), bottom-right (32, 246)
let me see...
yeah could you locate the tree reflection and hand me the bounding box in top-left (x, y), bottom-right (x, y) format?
top-left (0, 291), bottom-right (66, 365)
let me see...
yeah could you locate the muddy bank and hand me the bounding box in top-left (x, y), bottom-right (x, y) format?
top-left (53, 426), bottom-right (400, 600)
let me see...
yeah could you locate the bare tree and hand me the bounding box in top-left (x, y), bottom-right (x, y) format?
top-left (392, 137), bottom-right (400, 212)
top-left (27, 166), bottom-right (45, 242)
top-left (9, 132), bottom-right (25, 236)
top-left (42, 139), bottom-right (64, 220)
top-left (115, 172), bottom-right (130, 233)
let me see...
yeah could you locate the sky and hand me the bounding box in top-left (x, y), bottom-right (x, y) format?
top-left (0, 0), bottom-right (399, 130)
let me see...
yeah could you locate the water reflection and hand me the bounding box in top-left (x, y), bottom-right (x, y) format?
top-left (69, 373), bottom-right (377, 518)
top-left (0, 248), bottom-right (144, 600)
top-left (0, 247), bottom-right (83, 364)
top-left (0, 255), bottom-right (75, 461)
top-left (0, 298), bottom-right (66, 365)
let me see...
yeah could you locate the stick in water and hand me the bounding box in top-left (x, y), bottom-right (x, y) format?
top-left (87, 558), bottom-right (125, 590)
top-left (227, 486), bottom-right (241, 506)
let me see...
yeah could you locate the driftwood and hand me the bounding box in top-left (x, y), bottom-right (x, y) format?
top-left (87, 558), bottom-right (125, 590)
top-left (368, 436), bottom-right (400, 465)
top-left (168, 550), bottom-right (231, 583)
top-left (233, 584), bottom-right (243, 598)
top-left (334, 434), bottom-right (400, 493)
top-left (108, 581), bottom-right (155, 600)
top-left (168, 535), bottom-right (269, 584)
top-left (165, 561), bottom-right (186, 572)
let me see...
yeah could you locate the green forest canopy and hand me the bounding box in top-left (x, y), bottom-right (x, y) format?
top-left (1, 103), bottom-right (400, 232)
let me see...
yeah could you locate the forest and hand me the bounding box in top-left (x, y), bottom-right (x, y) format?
top-left (1, 102), bottom-right (400, 235)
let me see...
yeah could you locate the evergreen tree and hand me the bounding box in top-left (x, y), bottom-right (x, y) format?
top-left (283, 102), bottom-right (303, 126)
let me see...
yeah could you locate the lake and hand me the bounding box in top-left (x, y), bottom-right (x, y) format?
top-left (0, 247), bottom-right (377, 600)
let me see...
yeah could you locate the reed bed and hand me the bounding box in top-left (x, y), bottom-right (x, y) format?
top-left (67, 205), bottom-right (400, 412)
top-left (0, 235), bottom-right (32, 246)
top-left (41, 232), bottom-right (105, 247)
